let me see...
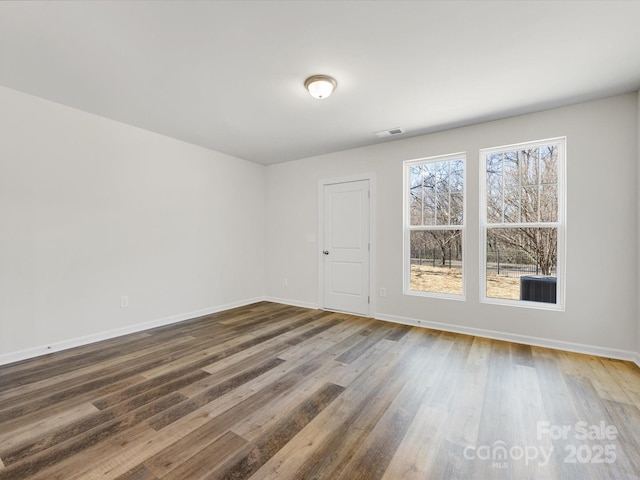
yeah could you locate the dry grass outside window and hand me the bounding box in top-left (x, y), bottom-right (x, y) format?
top-left (409, 265), bottom-right (524, 300)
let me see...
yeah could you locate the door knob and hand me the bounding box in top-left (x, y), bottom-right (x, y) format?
top-left (323, 250), bottom-right (329, 255)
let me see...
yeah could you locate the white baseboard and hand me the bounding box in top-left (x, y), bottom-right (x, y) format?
top-left (0, 297), bottom-right (265, 366)
top-left (375, 312), bottom-right (640, 364)
top-left (264, 296), bottom-right (319, 311)
top-left (3, 299), bottom-right (638, 369)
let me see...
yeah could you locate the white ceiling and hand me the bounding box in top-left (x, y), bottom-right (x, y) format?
top-left (1, 1), bottom-right (639, 165)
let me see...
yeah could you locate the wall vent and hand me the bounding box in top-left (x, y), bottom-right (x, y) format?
top-left (374, 127), bottom-right (405, 138)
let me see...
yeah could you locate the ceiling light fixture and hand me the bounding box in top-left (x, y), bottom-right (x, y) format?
top-left (304, 75), bottom-right (337, 99)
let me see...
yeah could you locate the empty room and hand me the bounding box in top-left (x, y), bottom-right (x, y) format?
top-left (1, 1), bottom-right (640, 479)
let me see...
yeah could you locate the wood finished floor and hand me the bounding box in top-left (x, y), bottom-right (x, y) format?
top-left (1, 302), bottom-right (640, 480)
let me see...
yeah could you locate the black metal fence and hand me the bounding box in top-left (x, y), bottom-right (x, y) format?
top-left (411, 247), bottom-right (556, 278)
top-left (410, 246), bottom-right (462, 269)
top-left (486, 247), bottom-right (555, 278)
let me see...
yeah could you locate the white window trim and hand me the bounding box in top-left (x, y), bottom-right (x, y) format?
top-left (479, 137), bottom-right (566, 311)
top-left (403, 152), bottom-right (467, 301)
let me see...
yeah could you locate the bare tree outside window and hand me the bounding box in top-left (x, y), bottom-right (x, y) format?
top-left (405, 155), bottom-right (465, 297)
top-left (482, 140), bottom-right (564, 306)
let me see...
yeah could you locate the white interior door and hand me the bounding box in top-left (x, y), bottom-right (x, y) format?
top-left (322, 180), bottom-right (370, 315)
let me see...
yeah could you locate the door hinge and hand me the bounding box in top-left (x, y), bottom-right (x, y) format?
top-left (368, 296), bottom-right (370, 304)
top-left (368, 243), bottom-right (370, 251)
top-left (368, 190), bottom-right (370, 199)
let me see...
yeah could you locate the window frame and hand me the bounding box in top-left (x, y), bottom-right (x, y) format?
top-left (479, 137), bottom-right (566, 310)
top-left (403, 152), bottom-right (467, 300)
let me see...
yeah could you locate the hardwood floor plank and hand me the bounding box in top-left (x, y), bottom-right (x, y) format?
top-left (233, 324), bottom-right (381, 441)
top-left (602, 399), bottom-right (640, 474)
top-left (466, 340), bottom-right (539, 479)
top-left (442, 336), bottom-right (490, 448)
top-left (383, 323), bottom-right (412, 341)
top-left (0, 335), bottom-right (197, 404)
top-left (284, 315), bottom-right (348, 346)
top-left (230, 333), bottom-right (381, 442)
top-left (422, 332), bottom-right (473, 412)
top-left (0, 332), bottom-right (154, 387)
top-left (213, 382), bottom-right (345, 480)
top-left (148, 357), bottom-right (285, 430)
top-left (3, 371), bottom-right (209, 466)
top-left (0, 336), bottom-right (207, 420)
top-left (143, 367), bottom-right (310, 478)
top-left (161, 431), bottom-right (247, 480)
top-left (254, 330), bottom-right (435, 480)
top-left (585, 357), bottom-right (636, 405)
top-left (199, 342), bottom-right (289, 378)
top-left (214, 303), bottom-right (298, 326)
top-left (1, 302), bottom-right (639, 479)
top-left (193, 313), bottom-right (348, 386)
top-left (0, 393), bottom-right (186, 479)
top-left (0, 401), bottom-right (100, 452)
top-left (276, 315), bottom-right (372, 363)
top-left (31, 423), bottom-right (163, 480)
top-left (381, 404), bottom-right (448, 480)
top-left (143, 350), bottom-right (335, 476)
top-left (511, 364), bottom-right (555, 479)
top-left (114, 464), bottom-right (159, 480)
top-left (606, 360), bottom-right (640, 410)
top-left (510, 341), bottom-right (535, 367)
top-left (143, 415), bottom-right (246, 477)
top-left (334, 325), bottom-right (392, 364)
top-left (137, 313), bottom-right (316, 380)
top-left (92, 369), bottom-right (210, 411)
top-left (533, 353), bottom-right (593, 479)
top-left (335, 334), bottom-right (445, 480)
top-left (0, 374), bottom-right (145, 436)
top-left (563, 373), bottom-right (634, 478)
top-left (231, 322), bottom-right (409, 446)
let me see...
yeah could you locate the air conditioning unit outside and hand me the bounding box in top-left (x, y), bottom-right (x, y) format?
top-left (520, 276), bottom-right (557, 303)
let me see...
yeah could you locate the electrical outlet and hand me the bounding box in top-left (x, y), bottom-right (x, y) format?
top-left (379, 288), bottom-right (386, 297)
top-left (121, 295), bottom-right (129, 308)
top-left (283, 278), bottom-right (288, 286)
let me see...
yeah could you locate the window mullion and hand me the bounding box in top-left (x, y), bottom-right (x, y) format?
top-left (448, 161), bottom-right (452, 225)
top-left (501, 153), bottom-right (505, 223)
top-left (537, 148), bottom-right (542, 223)
top-left (518, 150), bottom-right (522, 224)
top-left (421, 175), bottom-right (425, 226)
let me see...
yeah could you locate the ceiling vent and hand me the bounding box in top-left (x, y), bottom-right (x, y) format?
top-left (374, 127), bottom-right (405, 138)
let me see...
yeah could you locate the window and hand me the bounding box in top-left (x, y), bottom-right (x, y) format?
top-left (480, 138), bottom-right (565, 309)
top-left (404, 153), bottom-right (465, 298)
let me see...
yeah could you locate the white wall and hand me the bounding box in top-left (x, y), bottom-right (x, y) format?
top-left (0, 86), bottom-right (266, 360)
top-left (637, 90), bottom-right (640, 361)
top-left (266, 93), bottom-right (639, 356)
top-left (2, 86), bottom-right (637, 363)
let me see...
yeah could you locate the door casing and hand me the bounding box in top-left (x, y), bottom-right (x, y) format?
top-left (318, 174), bottom-right (376, 317)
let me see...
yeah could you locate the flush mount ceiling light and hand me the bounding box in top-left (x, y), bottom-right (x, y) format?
top-left (304, 75), bottom-right (337, 99)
